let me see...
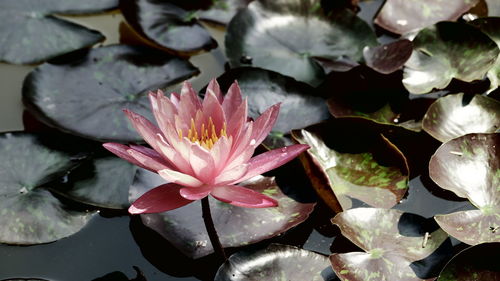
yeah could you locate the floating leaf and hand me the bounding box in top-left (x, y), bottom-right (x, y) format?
top-left (437, 243), bottom-right (500, 281)
top-left (403, 22), bottom-right (499, 94)
top-left (214, 244), bottom-right (336, 281)
top-left (129, 169), bottom-right (315, 259)
top-left (363, 39), bottom-right (413, 74)
top-left (470, 17), bottom-right (500, 93)
top-left (374, 0), bottom-right (479, 35)
top-left (211, 67), bottom-right (330, 148)
top-left (430, 133), bottom-right (499, 245)
top-left (292, 119), bottom-right (409, 212)
top-left (225, 0), bottom-right (377, 86)
top-left (120, 0), bottom-right (217, 54)
top-left (422, 93), bottom-right (500, 142)
top-left (198, 0), bottom-right (252, 26)
top-left (331, 208), bottom-right (451, 281)
top-left (23, 44), bottom-right (199, 142)
top-left (0, 132), bottom-right (95, 244)
top-left (0, 0), bottom-right (120, 64)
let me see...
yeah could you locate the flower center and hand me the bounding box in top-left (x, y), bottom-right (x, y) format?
top-left (179, 117), bottom-right (227, 150)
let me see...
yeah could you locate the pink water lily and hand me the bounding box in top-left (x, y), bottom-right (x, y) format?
top-left (104, 80), bottom-right (309, 214)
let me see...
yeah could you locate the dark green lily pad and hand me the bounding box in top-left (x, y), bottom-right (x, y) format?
top-left (429, 133), bottom-right (499, 245)
top-left (363, 39), bottom-right (413, 74)
top-left (0, 132), bottom-right (95, 245)
top-left (23, 44), bottom-right (199, 142)
top-left (129, 169), bottom-right (315, 259)
top-left (198, 0), bottom-right (252, 26)
top-left (403, 22), bottom-right (499, 94)
top-left (422, 93), bottom-right (500, 142)
top-left (225, 0), bottom-right (377, 86)
top-left (292, 119), bottom-right (409, 212)
top-left (374, 0), bottom-right (479, 35)
top-left (0, 0), bottom-right (120, 64)
top-left (211, 67), bottom-right (330, 148)
top-left (470, 17), bottom-right (500, 93)
top-left (437, 243), bottom-right (500, 281)
top-left (331, 208), bottom-right (451, 281)
top-left (51, 155), bottom-right (136, 209)
top-left (120, 0), bottom-right (217, 55)
top-left (214, 244), bottom-right (336, 280)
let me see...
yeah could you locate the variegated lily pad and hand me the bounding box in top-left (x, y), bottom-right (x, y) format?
top-left (292, 119), bottom-right (409, 212)
top-left (430, 133), bottom-right (499, 245)
top-left (129, 170), bottom-right (315, 259)
top-left (0, 0), bottom-right (118, 64)
top-left (331, 208), bottom-right (451, 281)
top-left (374, 0), bottom-right (479, 34)
top-left (403, 22), bottom-right (499, 94)
top-left (120, 0), bottom-right (217, 55)
top-left (422, 93), bottom-right (500, 142)
top-left (214, 244), bottom-right (336, 281)
top-left (225, 0), bottom-right (377, 86)
top-left (470, 17), bottom-right (500, 93)
top-left (0, 132), bottom-right (95, 245)
top-left (437, 243), bottom-right (500, 281)
top-left (23, 44), bottom-right (199, 142)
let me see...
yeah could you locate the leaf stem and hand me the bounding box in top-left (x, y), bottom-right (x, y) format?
top-left (201, 197), bottom-right (227, 260)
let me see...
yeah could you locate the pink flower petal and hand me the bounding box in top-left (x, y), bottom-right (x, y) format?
top-left (149, 90), bottom-right (177, 134)
top-left (202, 90), bottom-right (226, 130)
top-left (103, 143), bottom-right (145, 169)
top-left (129, 183), bottom-right (193, 214)
top-left (226, 98), bottom-right (248, 138)
top-left (207, 79), bottom-right (223, 103)
top-left (252, 103), bottom-right (281, 146)
top-left (211, 135), bottom-right (232, 172)
top-left (189, 143), bottom-right (216, 184)
top-left (127, 149), bottom-right (171, 172)
top-left (155, 134), bottom-right (193, 174)
top-left (178, 82), bottom-right (202, 124)
top-left (123, 109), bottom-right (163, 151)
top-left (210, 185), bottom-right (278, 208)
top-left (222, 81), bottom-right (243, 119)
top-left (170, 92), bottom-right (180, 108)
top-left (179, 185), bottom-right (214, 200)
top-left (159, 168), bottom-right (204, 187)
top-left (215, 163), bottom-right (249, 185)
top-left (237, 144), bottom-right (309, 183)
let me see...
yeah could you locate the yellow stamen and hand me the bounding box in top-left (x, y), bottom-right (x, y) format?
top-left (183, 116), bottom-right (227, 149)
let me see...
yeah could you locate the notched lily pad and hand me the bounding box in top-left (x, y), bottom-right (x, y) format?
top-left (120, 0), bottom-right (217, 54)
top-left (23, 44), bottom-right (199, 142)
top-left (129, 170), bottom-right (315, 259)
top-left (423, 93), bottom-right (500, 142)
top-left (211, 67), bottom-right (330, 148)
top-left (437, 243), bottom-right (500, 280)
top-left (225, 0), bottom-right (377, 86)
top-left (374, 0), bottom-right (479, 34)
top-left (214, 244), bottom-right (336, 281)
top-left (0, 0), bottom-right (120, 64)
top-left (430, 133), bottom-right (499, 245)
top-left (403, 21), bottom-right (499, 94)
top-left (363, 39), bottom-right (413, 74)
top-left (331, 208), bottom-right (451, 281)
top-left (292, 119), bottom-right (409, 212)
top-left (0, 132), bottom-right (95, 245)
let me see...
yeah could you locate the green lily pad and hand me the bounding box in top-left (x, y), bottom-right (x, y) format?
top-left (374, 0), bottom-right (479, 35)
top-left (437, 243), bottom-right (500, 281)
top-left (292, 119), bottom-right (409, 212)
top-left (331, 208), bottom-right (451, 281)
top-left (0, 132), bottom-right (95, 245)
top-left (403, 22), bottom-right (499, 94)
top-left (225, 0), bottom-right (377, 86)
top-left (120, 0), bottom-right (217, 55)
top-left (23, 44), bottom-right (199, 142)
top-left (214, 244), bottom-right (336, 280)
top-left (363, 39), bottom-right (413, 74)
top-left (0, 0), bottom-right (120, 64)
top-left (129, 170), bottom-right (315, 259)
top-left (422, 93), bottom-right (500, 142)
top-left (430, 133), bottom-right (499, 245)
top-left (198, 0), bottom-right (252, 26)
top-left (211, 67), bottom-right (330, 148)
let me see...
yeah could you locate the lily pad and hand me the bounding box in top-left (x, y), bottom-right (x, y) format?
top-left (214, 244), bottom-right (336, 281)
top-left (429, 133), bottom-right (499, 245)
top-left (363, 39), bottom-right (413, 74)
top-left (23, 44), bottom-right (199, 142)
top-left (225, 0), bottom-right (377, 86)
top-left (198, 0), bottom-right (252, 26)
top-left (374, 0), bottom-right (479, 35)
top-left (0, 0), bottom-right (120, 64)
top-left (292, 119), bottom-right (409, 212)
top-left (129, 169), bottom-right (315, 259)
top-left (331, 208), bottom-right (451, 281)
top-left (0, 132), bottom-right (95, 244)
top-left (470, 17), bottom-right (500, 93)
top-left (403, 21), bottom-right (499, 94)
top-left (437, 243), bottom-right (500, 281)
top-left (211, 67), bottom-right (330, 148)
top-left (120, 0), bottom-right (217, 55)
top-left (422, 93), bottom-right (500, 142)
